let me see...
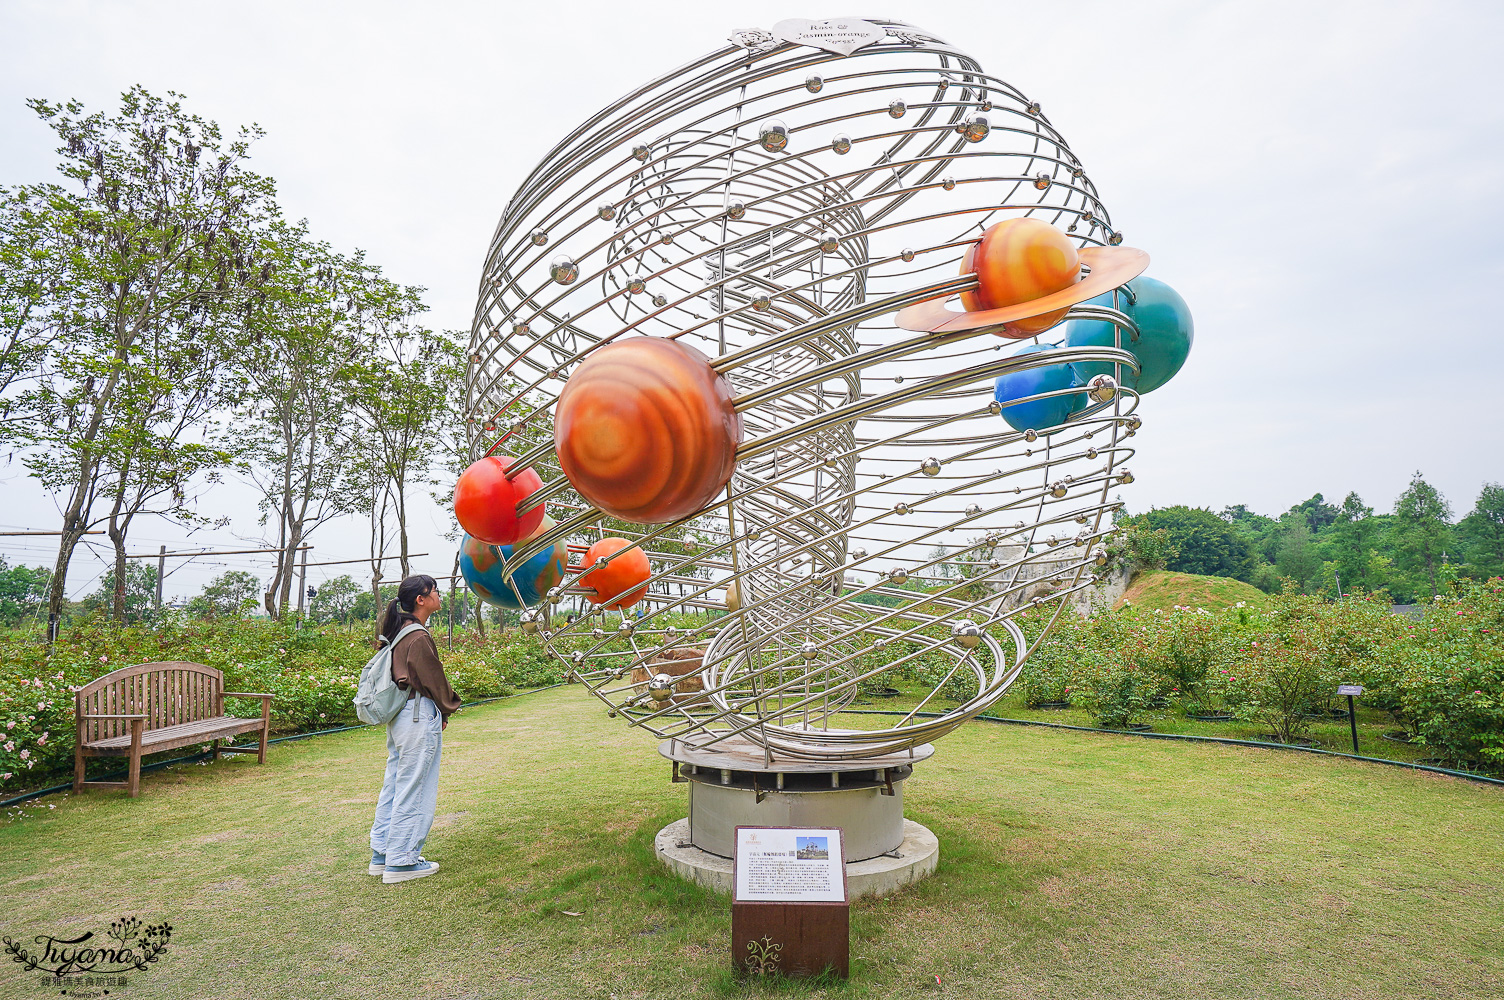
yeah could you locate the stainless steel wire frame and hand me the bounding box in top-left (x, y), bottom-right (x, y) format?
top-left (467, 20), bottom-right (1146, 762)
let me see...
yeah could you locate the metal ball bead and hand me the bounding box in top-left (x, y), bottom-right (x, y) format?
top-left (817, 231), bottom-right (840, 253)
top-left (469, 352), bottom-right (482, 365)
top-left (1050, 482), bottom-right (1068, 498)
top-left (988, 558), bottom-right (1000, 569)
top-left (549, 256), bottom-right (579, 285)
top-left (831, 133), bottom-right (852, 155)
top-left (648, 673), bottom-right (674, 702)
top-left (520, 610), bottom-right (541, 634)
top-left (1126, 415), bottom-right (1143, 431)
top-left (1118, 469), bottom-right (1135, 485)
top-left (597, 203), bottom-right (617, 221)
top-left (572, 650), bottom-right (586, 664)
top-left (1109, 232), bottom-right (1124, 246)
top-left (651, 294), bottom-right (668, 307)
top-left (618, 619), bottom-right (635, 635)
top-left (920, 457), bottom-right (942, 477)
top-left (1071, 166), bottom-right (1085, 179)
top-left (529, 228), bottom-right (549, 247)
top-left (987, 400), bottom-right (1002, 415)
top-left (1087, 374), bottom-right (1117, 404)
top-left (1086, 447), bottom-right (1098, 459)
top-left (900, 248), bottom-right (916, 263)
top-left (513, 322), bottom-right (531, 337)
top-left (482, 420), bottom-right (496, 432)
top-left (893, 502), bottom-right (911, 515)
top-left (799, 641), bottom-right (820, 661)
top-left (1027, 101), bottom-right (1041, 115)
top-left (965, 504), bottom-right (982, 517)
top-left (951, 620), bottom-right (983, 650)
top-left (659, 231), bottom-right (674, 245)
top-left (941, 177), bottom-right (956, 191)
top-left (631, 144), bottom-right (650, 162)
top-left (980, 99), bottom-right (993, 111)
top-left (540, 629), bottom-right (553, 639)
top-left (851, 547), bottom-right (867, 560)
top-left (961, 113), bottom-right (990, 143)
top-left (746, 529), bottom-right (762, 542)
top-left (872, 638), bottom-right (887, 649)
top-left (759, 119), bottom-right (790, 152)
top-left (805, 74), bottom-right (824, 93)
top-left (888, 99), bottom-right (907, 118)
top-left (751, 294), bottom-right (772, 312)
top-left (1023, 429), bottom-right (1038, 443)
top-left (1091, 547), bottom-right (1109, 567)
top-left (626, 278), bottom-right (646, 295)
top-left (889, 568), bottom-right (909, 584)
top-left (726, 201), bottom-right (747, 220)
top-left (546, 586), bottom-right (564, 605)
top-left (1033, 173), bottom-right (1051, 191)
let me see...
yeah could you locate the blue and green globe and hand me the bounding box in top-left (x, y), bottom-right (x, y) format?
top-left (459, 516), bottom-right (569, 609)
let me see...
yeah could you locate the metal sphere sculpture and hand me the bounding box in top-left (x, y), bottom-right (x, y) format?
top-left (464, 18), bottom-right (1191, 763)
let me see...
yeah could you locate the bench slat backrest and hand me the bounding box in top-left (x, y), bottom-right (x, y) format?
top-left (75, 662), bottom-right (226, 743)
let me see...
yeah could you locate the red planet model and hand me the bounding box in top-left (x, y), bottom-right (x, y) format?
top-left (453, 454), bottom-right (545, 545)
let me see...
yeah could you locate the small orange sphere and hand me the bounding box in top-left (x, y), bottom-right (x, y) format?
top-left (554, 337), bottom-right (743, 524)
top-left (579, 537), bottom-right (652, 610)
top-left (960, 218), bottom-right (1081, 336)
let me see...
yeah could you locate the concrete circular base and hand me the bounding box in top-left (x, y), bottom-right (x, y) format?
top-left (654, 817), bottom-right (939, 899)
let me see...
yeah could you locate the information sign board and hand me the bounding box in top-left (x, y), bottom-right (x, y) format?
top-left (1337, 684), bottom-right (1364, 697)
top-left (734, 827), bottom-right (846, 903)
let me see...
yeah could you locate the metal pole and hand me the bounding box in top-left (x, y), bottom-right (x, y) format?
top-left (297, 547), bottom-right (310, 615)
top-left (1348, 694), bottom-right (1359, 755)
top-left (155, 545), bottom-right (166, 611)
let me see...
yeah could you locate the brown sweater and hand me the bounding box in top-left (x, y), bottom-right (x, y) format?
top-left (391, 627), bottom-right (462, 721)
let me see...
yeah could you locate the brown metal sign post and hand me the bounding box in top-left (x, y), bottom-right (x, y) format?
top-left (731, 826), bottom-right (849, 979)
top-left (1338, 684), bottom-right (1364, 754)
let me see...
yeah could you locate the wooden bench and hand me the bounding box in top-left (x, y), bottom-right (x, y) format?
top-left (74, 661), bottom-right (273, 797)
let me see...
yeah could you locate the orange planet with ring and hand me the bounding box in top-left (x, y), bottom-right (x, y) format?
top-left (554, 337), bottom-right (743, 524)
top-left (960, 217), bottom-right (1080, 335)
top-left (579, 537), bottom-right (651, 610)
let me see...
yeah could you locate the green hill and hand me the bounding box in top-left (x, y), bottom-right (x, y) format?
top-left (1115, 569), bottom-right (1267, 612)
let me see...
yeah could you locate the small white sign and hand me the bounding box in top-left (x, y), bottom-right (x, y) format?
top-left (772, 18), bottom-right (886, 57)
top-left (734, 827), bottom-right (846, 903)
top-left (1337, 684), bottom-right (1364, 697)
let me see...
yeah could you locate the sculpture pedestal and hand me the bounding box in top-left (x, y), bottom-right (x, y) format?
top-left (653, 737), bottom-right (940, 899)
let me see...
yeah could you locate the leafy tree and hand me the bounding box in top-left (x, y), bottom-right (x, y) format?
top-left (1328, 492), bottom-right (1380, 593)
top-left (307, 574), bottom-right (361, 624)
top-left (1289, 493), bottom-right (1340, 533)
top-left (236, 226), bottom-right (385, 618)
top-left (1133, 506), bottom-right (1256, 581)
top-left (12, 88), bottom-right (276, 625)
top-left (1392, 472), bottom-right (1453, 601)
top-left (1457, 483), bottom-right (1504, 580)
top-left (193, 570), bottom-right (260, 616)
top-left (78, 563), bottom-right (158, 622)
top-left (0, 186), bottom-right (68, 444)
top-left (1274, 518), bottom-right (1322, 591)
top-left (0, 557), bottom-right (50, 626)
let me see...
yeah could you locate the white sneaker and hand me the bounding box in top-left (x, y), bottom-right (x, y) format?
top-left (383, 860), bottom-right (440, 883)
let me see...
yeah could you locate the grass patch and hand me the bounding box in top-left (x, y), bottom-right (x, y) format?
top-left (1, 687), bottom-right (1501, 999)
top-left (1115, 570), bottom-right (1268, 612)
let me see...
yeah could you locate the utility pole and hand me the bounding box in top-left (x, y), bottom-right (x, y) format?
top-left (155, 545), bottom-right (166, 611)
top-left (296, 546), bottom-right (311, 616)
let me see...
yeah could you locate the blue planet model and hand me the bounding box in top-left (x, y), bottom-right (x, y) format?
top-left (1063, 276), bottom-right (1193, 393)
top-left (459, 518), bottom-right (569, 609)
top-left (993, 344), bottom-right (1086, 434)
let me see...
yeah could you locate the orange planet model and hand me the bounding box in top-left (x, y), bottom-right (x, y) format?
top-left (959, 218), bottom-right (1080, 336)
top-left (554, 337), bottom-right (743, 524)
top-left (579, 537), bottom-right (652, 609)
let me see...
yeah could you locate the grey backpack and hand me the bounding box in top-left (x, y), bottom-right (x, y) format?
top-left (353, 623), bottom-right (427, 725)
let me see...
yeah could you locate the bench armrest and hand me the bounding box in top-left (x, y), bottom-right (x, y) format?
top-left (79, 713), bottom-right (148, 720)
top-left (223, 692), bottom-right (274, 699)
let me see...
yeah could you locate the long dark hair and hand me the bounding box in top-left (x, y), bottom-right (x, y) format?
top-left (379, 574), bottom-right (438, 646)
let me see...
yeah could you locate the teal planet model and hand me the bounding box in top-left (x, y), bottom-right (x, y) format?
top-left (1063, 276), bottom-right (1193, 393)
top-left (993, 344), bottom-right (1086, 434)
top-left (459, 519), bottom-right (569, 609)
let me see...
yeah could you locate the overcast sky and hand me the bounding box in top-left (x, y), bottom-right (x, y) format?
top-left (2, 0), bottom-right (1501, 599)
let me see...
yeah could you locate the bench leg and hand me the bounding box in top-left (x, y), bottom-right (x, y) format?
top-left (212, 738), bottom-right (221, 761)
top-left (258, 699), bottom-right (270, 764)
top-left (74, 743), bottom-right (85, 794)
top-left (127, 719), bottom-right (143, 798)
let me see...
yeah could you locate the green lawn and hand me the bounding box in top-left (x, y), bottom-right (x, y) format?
top-left (2, 686), bottom-right (1501, 999)
top-left (1116, 570), bottom-right (1268, 611)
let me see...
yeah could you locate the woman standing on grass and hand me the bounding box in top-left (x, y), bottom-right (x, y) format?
top-left (368, 574), bottom-right (461, 884)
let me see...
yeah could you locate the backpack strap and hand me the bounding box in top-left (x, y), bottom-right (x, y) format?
top-left (388, 622), bottom-right (430, 722)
